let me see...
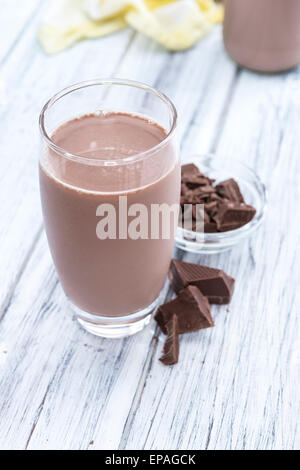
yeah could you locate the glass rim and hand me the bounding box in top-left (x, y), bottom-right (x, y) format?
top-left (39, 78), bottom-right (178, 166)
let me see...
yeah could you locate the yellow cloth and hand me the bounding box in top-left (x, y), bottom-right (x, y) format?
top-left (39, 0), bottom-right (223, 54)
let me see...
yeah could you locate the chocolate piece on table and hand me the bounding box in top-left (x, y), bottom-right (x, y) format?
top-left (215, 202), bottom-right (256, 232)
top-left (155, 285), bottom-right (214, 334)
top-left (216, 178), bottom-right (245, 203)
top-left (169, 259), bottom-right (235, 304)
top-left (159, 315), bottom-right (179, 366)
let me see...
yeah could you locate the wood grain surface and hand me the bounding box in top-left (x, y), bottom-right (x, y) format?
top-left (0, 3), bottom-right (299, 450)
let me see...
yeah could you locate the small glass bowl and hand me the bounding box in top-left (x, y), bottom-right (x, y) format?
top-left (175, 154), bottom-right (267, 254)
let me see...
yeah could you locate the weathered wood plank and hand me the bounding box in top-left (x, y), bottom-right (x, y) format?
top-left (0, 0), bottom-right (42, 65)
top-left (0, 232), bottom-right (157, 450)
top-left (123, 68), bottom-right (300, 450)
top-left (5, 14), bottom-right (298, 450)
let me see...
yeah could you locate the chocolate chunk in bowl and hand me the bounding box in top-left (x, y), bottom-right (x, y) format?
top-left (176, 155), bottom-right (267, 254)
top-left (215, 178), bottom-right (245, 203)
top-left (214, 202), bottom-right (257, 232)
top-left (180, 164), bottom-right (256, 233)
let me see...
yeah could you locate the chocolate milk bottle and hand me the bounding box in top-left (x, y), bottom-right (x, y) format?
top-left (223, 0), bottom-right (300, 72)
top-left (39, 80), bottom-right (179, 338)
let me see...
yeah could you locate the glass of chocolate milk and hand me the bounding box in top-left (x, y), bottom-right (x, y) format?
top-left (39, 79), bottom-right (180, 338)
top-left (223, 0), bottom-right (300, 73)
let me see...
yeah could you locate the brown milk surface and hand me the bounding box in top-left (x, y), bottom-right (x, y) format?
top-left (223, 0), bottom-right (300, 72)
top-left (39, 113), bottom-right (180, 316)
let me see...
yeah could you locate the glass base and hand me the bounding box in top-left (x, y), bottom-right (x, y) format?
top-left (71, 297), bottom-right (159, 338)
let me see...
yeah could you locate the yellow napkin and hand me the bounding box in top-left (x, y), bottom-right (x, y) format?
top-left (39, 0), bottom-right (223, 54)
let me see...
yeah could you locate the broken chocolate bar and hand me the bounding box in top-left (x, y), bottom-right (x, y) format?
top-left (169, 259), bottom-right (235, 304)
top-left (159, 315), bottom-right (179, 366)
top-left (204, 200), bottom-right (219, 217)
top-left (181, 163), bottom-right (200, 177)
top-left (215, 178), bottom-right (245, 203)
top-left (214, 202), bottom-right (256, 232)
top-left (155, 285), bottom-right (214, 334)
top-left (180, 164), bottom-right (256, 233)
top-left (185, 174), bottom-right (211, 189)
top-left (204, 221), bottom-right (218, 233)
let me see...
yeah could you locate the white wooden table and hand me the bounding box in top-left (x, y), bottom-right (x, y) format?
top-left (0, 1), bottom-right (299, 451)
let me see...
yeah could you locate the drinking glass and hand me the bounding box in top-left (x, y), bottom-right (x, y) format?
top-left (39, 79), bottom-right (179, 338)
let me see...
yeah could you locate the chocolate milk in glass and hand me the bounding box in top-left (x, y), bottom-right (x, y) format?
top-left (39, 113), bottom-right (180, 317)
top-left (223, 0), bottom-right (300, 72)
